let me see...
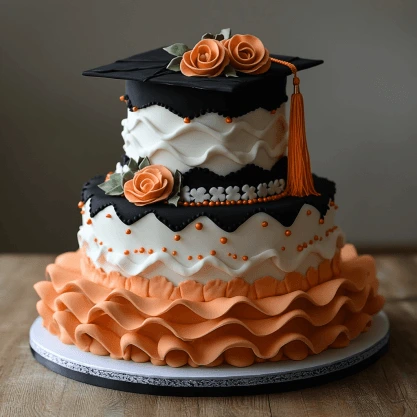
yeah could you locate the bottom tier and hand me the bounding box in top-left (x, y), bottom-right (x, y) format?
top-left (34, 245), bottom-right (385, 367)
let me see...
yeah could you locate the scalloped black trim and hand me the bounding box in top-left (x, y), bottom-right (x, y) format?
top-left (81, 173), bottom-right (336, 232)
top-left (183, 157), bottom-right (288, 190)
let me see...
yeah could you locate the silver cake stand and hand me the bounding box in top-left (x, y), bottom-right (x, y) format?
top-left (29, 312), bottom-right (389, 396)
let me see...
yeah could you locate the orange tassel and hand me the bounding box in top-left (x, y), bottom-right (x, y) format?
top-left (270, 58), bottom-right (320, 197)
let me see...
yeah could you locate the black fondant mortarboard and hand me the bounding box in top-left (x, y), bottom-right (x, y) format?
top-left (82, 48), bottom-right (323, 119)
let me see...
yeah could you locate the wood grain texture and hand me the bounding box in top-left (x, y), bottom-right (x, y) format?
top-left (0, 253), bottom-right (416, 417)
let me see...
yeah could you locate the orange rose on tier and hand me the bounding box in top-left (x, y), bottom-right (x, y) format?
top-left (124, 165), bottom-right (174, 206)
top-left (180, 39), bottom-right (230, 77)
top-left (223, 34), bottom-right (271, 74)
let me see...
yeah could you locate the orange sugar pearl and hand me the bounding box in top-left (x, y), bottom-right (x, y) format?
top-left (174, 235), bottom-right (181, 241)
top-left (228, 253), bottom-right (232, 256)
top-left (197, 255), bottom-right (203, 260)
top-left (126, 229), bottom-right (131, 235)
top-left (225, 117), bottom-right (232, 123)
top-left (210, 250), bottom-right (216, 256)
top-left (139, 247), bottom-right (145, 253)
top-left (297, 245), bottom-right (303, 252)
top-left (106, 214), bottom-right (112, 218)
top-left (99, 241), bottom-right (103, 245)
top-left (303, 242), bottom-right (308, 248)
top-left (172, 250), bottom-right (177, 256)
top-left (78, 201), bottom-right (84, 208)
top-left (132, 106), bottom-right (139, 112)
top-left (270, 109), bottom-right (277, 114)
top-left (162, 247), bottom-right (167, 252)
top-left (242, 256), bottom-right (248, 261)
top-left (124, 250), bottom-right (130, 255)
top-left (319, 237), bottom-right (323, 241)
top-left (108, 248), bottom-right (113, 252)
top-left (285, 230), bottom-right (292, 237)
top-left (119, 95), bottom-right (125, 102)
top-left (319, 219), bottom-right (325, 224)
top-left (232, 254), bottom-right (237, 259)
top-left (209, 202), bottom-right (215, 207)
top-left (148, 249), bottom-right (154, 254)
top-left (309, 240), bottom-right (313, 245)
top-left (281, 246), bottom-right (286, 251)
top-left (195, 223), bottom-right (203, 230)
top-left (94, 238), bottom-right (98, 243)
top-left (262, 221), bottom-right (268, 228)
top-left (80, 210), bottom-right (85, 215)
top-left (134, 249), bottom-right (139, 253)
top-left (306, 210), bottom-right (312, 216)
top-left (330, 201), bottom-right (335, 207)
top-left (220, 237), bottom-right (228, 244)
top-left (314, 235), bottom-right (319, 241)
top-left (183, 117), bottom-right (190, 124)
top-left (86, 218), bottom-right (92, 225)
top-left (188, 255), bottom-right (193, 260)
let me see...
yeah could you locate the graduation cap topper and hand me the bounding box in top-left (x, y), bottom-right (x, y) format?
top-left (83, 29), bottom-right (323, 197)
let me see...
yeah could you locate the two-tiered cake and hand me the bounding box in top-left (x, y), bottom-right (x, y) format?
top-left (34, 30), bottom-right (384, 367)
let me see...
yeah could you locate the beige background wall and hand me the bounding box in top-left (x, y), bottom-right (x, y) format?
top-left (1, 0), bottom-right (416, 253)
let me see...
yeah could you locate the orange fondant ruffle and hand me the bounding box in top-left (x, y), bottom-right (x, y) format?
top-left (34, 245), bottom-right (384, 367)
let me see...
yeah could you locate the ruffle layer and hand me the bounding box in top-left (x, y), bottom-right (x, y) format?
top-left (34, 245), bottom-right (384, 367)
top-left (76, 249), bottom-right (343, 301)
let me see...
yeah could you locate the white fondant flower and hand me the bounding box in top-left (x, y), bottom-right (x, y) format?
top-left (190, 187), bottom-right (210, 203)
top-left (209, 187), bottom-right (225, 202)
top-left (122, 164), bottom-right (130, 173)
top-left (257, 183), bottom-right (268, 198)
top-left (115, 162), bottom-right (123, 174)
top-left (226, 186), bottom-right (241, 201)
top-left (241, 184), bottom-right (257, 200)
top-left (267, 179), bottom-right (285, 195)
top-left (181, 185), bottom-right (191, 202)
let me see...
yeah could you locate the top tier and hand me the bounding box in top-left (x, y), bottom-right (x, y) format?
top-left (83, 47), bottom-right (323, 119)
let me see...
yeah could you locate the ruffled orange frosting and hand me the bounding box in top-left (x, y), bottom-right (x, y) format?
top-left (34, 245), bottom-right (384, 367)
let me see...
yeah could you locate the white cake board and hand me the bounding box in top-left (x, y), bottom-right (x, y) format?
top-left (30, 312), bottom-right (389, 396)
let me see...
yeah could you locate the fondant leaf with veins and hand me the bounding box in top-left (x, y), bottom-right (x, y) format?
top-left (138, 156), bottom-right (151, 170)
top-left (127, 157), bottom-right (138, 172)
top-left (163, 43), bottom-right (190, 57)
top-left (168, 170), bottom-right (183, 207)
top-left (167, 56), bottom-right (182, 72)
top-left (223, 65), bottom-right (238, 77)
top-left (215, 28), bottom-right (231, 41)
top-left (98, 173), bottom-right (124, 195)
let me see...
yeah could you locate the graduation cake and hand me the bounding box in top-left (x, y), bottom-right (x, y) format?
top-left (34, 30), bottom-right (385, 368)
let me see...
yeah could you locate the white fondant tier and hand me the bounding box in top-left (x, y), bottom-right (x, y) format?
top-left (78, 201), bottom-right (344, 284)
top-left (122, 105), bottom-right (288, 176)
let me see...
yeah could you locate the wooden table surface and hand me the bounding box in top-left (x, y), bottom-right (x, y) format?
top-left (0, 253), bottom-right (416, 417)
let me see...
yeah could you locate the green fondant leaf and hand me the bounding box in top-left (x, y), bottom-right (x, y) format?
top-left (122, 169), bottom-right (135, 183)
top-left (98, 173), bottom-right (124, 196)
top-left (138, 156), bottom-right (151, 170)
top-left (201, 32), bottom-right (215, 40)
top-left (167, 56), bottom-right (182, 72)
top-left (163, 43), bottom-right (190, 57)
top-left (127, 157), bottom-right (138, 172)
top-left (167, 170), bottom-right (183, 207)
top-left (217, 28), bottom-right (231, 40)
top-left (223, 64), bottom-right (238, 77)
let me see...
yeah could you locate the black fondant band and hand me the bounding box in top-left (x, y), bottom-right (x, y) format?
top-left (81, 173), bottom-right (336, 232)
top-left (183, 157), bottom-right (288, 190)
top-left (125, 77), bottom-right (288, 119)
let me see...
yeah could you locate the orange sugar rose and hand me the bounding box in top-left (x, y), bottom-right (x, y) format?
top-left (222, 34), bottom-right (271, 74)
top-left (123, 165), bottom-right (174, 206)
top-left (180, 39), bottom-right (230, 77)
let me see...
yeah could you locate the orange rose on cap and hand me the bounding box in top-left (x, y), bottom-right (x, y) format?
top-left (222, 34), bottom-right (271, 75)
top-left (180, 39), bottom-right (230, 77)
top-left (124, 165), bottom-right (174, 206)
